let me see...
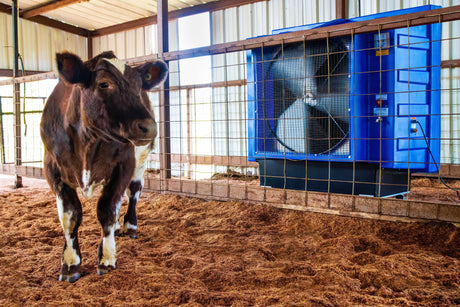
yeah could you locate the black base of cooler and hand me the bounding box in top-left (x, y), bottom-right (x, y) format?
top-left (257, 159), bottom-right (410, 197)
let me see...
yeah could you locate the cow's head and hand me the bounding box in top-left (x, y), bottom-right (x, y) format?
top-left (56, 51), bottom-right (167, 146)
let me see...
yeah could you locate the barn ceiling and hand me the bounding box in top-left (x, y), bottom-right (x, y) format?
top-left (0, 0), bottom-right (220, 31)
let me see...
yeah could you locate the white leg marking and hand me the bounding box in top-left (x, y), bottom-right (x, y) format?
top-left (56, 196), bottom-right (80, 266)
top-left (115, 198), bottom-right (122, 232)
top-left (134, 191), bottom-right (140, 203)
top-left (123, 221), bottom-right (138, 233)
top-left (81, 169), bottom-right (94, 199)
top-left (100, 225), bottom-right (116, 267)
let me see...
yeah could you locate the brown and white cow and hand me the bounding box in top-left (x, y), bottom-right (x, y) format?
top-left (40, 51), bottom-right (167, 282)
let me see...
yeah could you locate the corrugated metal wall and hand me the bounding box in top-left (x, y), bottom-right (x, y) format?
top-left (0, 12), bottom-right (87, 72)
top-left (92, 21), bottom-right (180, 58)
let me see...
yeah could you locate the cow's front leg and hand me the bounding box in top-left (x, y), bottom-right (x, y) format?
top-left (56, 184), bottom-right (82, 283)
top-left (96, 165), bottom-right (130, 275)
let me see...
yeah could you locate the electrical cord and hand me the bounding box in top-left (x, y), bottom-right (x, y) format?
top-left (415, 120), bottom-right (460, 199)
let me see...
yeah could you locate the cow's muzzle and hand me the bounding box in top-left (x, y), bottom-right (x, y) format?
top-left (128, 118), bottom-right (157, 146)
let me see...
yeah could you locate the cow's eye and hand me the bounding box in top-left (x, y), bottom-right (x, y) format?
top-left (99, 82), bottom-right (110, 89)
top-left (144, 73), bottom-right (152, 81)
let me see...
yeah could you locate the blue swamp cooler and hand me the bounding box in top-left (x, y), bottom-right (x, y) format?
top-left (246, 6), bottom-right (441, 197)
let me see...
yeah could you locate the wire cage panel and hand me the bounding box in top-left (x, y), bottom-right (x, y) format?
top-left (247, 5), bottom-right (442, 196)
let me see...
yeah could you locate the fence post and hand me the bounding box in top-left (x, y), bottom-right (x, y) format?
top-left (0, 97), bottom-right (4, 164)
top-left (12, 0), bottom-right (22, 188)
top-left (157, 0), bottom-right (171, 190)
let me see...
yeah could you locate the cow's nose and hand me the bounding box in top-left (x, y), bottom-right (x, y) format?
top-left (138, 122), bottom-right (148, 134)
top-left (131, 118), bottom-right (157, 145)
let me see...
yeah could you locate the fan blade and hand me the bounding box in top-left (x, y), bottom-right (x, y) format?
top-left (275, 98), bottom-right (307, 153)
top-left (271, 42), bottom-right (326, 98)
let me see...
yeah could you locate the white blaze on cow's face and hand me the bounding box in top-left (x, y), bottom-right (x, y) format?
top-left (104, 58), bottom-right (126, 74)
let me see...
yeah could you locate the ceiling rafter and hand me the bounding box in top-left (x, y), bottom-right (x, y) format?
top-left (1, 0), bottom-right (265, 37)
top-left (91, 0), bottom-right (266, 37)
top-left (20, 0), bottom-right (89, 19)
top-left (0, 2), bottom-right (89, 36)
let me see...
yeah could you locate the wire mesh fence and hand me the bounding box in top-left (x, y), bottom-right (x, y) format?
top-left (0, 11), bottom-right (459, 223)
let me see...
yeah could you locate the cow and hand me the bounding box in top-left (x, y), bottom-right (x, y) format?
top-left (40, 51), bottom-right (168, 283)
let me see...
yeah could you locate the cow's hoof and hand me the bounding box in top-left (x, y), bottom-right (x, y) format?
top-left (97, 264), bottom-right (116, 276)
top-left (59, 272), bottom-right (81, 283)
top-left (119, 228), bottom-right (138, 239)
top-left (59, 264), bottom-right (81, 283)
top-left (125, 228), bottom-right (138, 239)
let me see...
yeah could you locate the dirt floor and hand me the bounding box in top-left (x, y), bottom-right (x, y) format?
top-left (0, 175), bottom-right (459, 306)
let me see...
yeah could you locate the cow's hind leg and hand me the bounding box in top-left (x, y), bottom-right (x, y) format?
top-left (56, 184), bottom-right (82, 283)
top-left (122, 179), bottom-right (143, 239)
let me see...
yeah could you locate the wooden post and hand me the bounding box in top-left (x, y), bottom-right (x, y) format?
top-left (336, 0), bottom-right (347, 19)
top-left (12, 0), bottom-right (22, 188)
top-left (157, 0), bottom-right (171, 188)
top-left (87, 31), bottom-right (93, 59)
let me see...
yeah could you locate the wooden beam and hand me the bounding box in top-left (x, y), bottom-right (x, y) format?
top-left (21, 0), bottom-right (88, 19)
top-left (0, 3), bottom-right (89, 37)
top-left (149, 154), bottom-right (258, 168)
top-left (87, 32), bottom-right (93, 59)
top-left (336, 0), bottom-right (347, 19)
top-left (441, 59), bottom-right (460, 68)
top-left (0, 69), bottom-right (46, 77)
top-left (91, 0), bottom-right (266, 37)
top-left (92, 16), bottom-right (157, 37)
top-left (0, 3), bottom-right (11, 14)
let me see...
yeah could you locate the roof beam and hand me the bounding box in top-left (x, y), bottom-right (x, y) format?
top-left (92, 0), bottom-right (266, 37)
top-left (21, 0), bottom-right (88, 19)
top-left (0, 3), bottom-right (89, 36)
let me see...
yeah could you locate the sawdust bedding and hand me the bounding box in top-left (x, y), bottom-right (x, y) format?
top-left (0, 175), bottom-right (458, 306)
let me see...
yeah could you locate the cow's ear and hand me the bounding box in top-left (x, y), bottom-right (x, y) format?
top-left (137, 60), bottom-right (168, 90)
top-left (56, 52), bottom-right (91, 86)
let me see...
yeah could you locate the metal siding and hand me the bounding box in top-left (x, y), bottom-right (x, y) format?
top-left (318, 0), bottom-right (335, 22)
top-left (211, 10), bottom-right (225, 83)
top-left (224, 7), bottom-right (240, 82)
top-left (304, 0), bottom-right (319, 24)
top-left (135, 28), bottom-right (145, 57)
top-left (0, 13), bottom-right (12, 70)
top-left (36, 24), bottom-right (52, 71)
top-left (253, 1), bottom-right (269, 36)
top-left (0, 12), bottom-right (87, 72)
top-left (20, 21), bottom-right (38, 71)
top-left (238, 4), bottom-right (253, 40)
top-left (146, 25), bottom-right (156, 55)
top-left (269, 0), bottom-right (285, 32)
top-left (116, 32), bottom-right (126, 59)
